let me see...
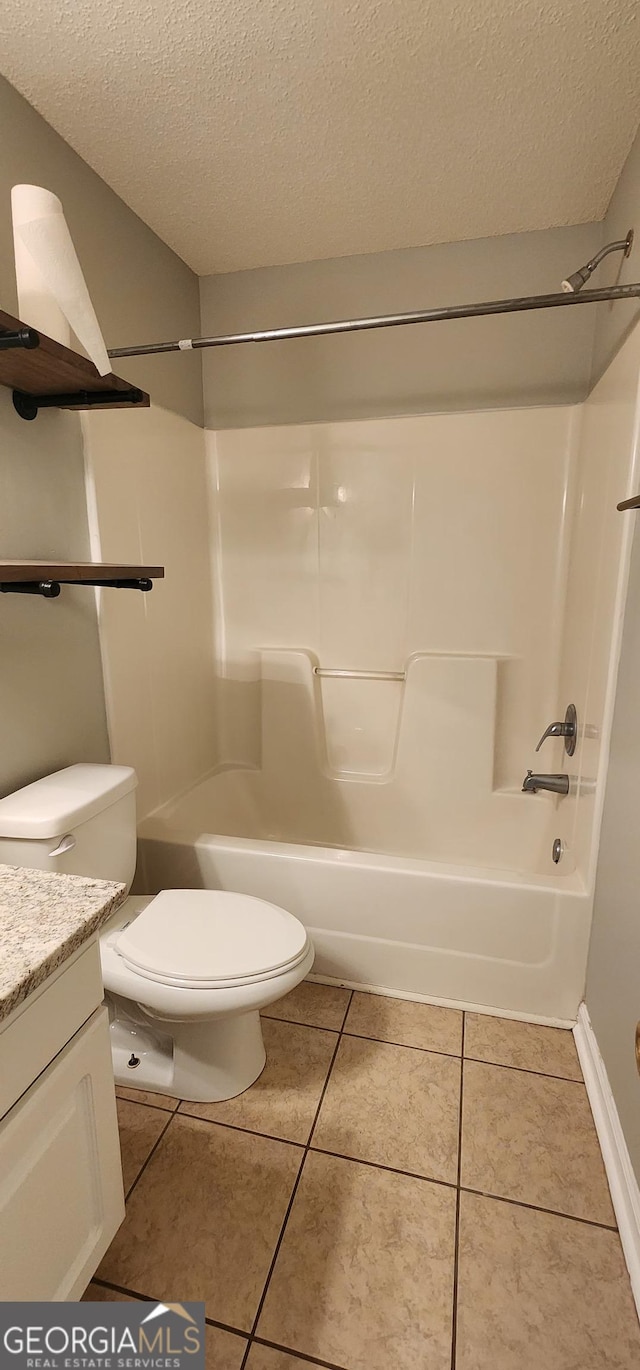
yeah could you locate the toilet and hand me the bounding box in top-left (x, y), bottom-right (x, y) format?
top-left (0, 764), bottom-right (314, 1101)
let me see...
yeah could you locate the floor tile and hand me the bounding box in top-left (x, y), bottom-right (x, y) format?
top-left (465, 1013), bottom-right (582, 1080)
top-left (206, 1326), bottom-right (247, 1369)
top-left (461, 1060), bottom-right (615, 1225)
top-left (262, 980), bottom-right (351, 1031)
top-left (344, 991), bottom-right (462, 1055)
top-left (99, 1114), bottom-right (302, 1330)
top-left (116, 1086), bottom-right (180, 1110)
top-left (258, 1150), bottom-right (456, 1370)
top-left (456, 1190), bottom-right (640, 1369)
top-left (178, 1019), bottom-right (337, 1143)
top-left (82, 1283), bottom-right (142, 1301)
top-left (116, 1099), bottom-right (170, 1194)
top-left (247, 1346), bottom-right (320, 1369)
top-left (312, 1034), bottom-right (460, 1182)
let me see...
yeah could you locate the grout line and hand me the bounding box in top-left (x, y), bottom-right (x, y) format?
top-left (91, 1276), bottom-right (348, 1368)
top-left (124, 1108), bottom-right (175, 1203)
top-left (261, 1013), bottom-right (345, 1034)
top-left (116, 1091), bottom-right (179, 1113)
top-left (252, 1334), bottom-right (351, 1369)
top-left (460, 1186), bottom-right (619, 1233)
top-left (174, 1111), bottom-right (306, 1149)
top-left (307, 1145), bottom-right (457, 1191)
top-left (343, 1033), bottom-right (582, 1084)
top-left (450, 1012), bottom-right (465, 1370)
top-left (121, 1065), bottom-right (615, 1244)
top-left (261, 1021), bottom-right (583, 1085)
top-left (203, 1317), bottom-right (248, 1338)
top-left (239, 990), bottom-right (355, 1370)
top-left (343, 1030), bottom-right (462, 1061)
top-left (152, 1085), bottom-right (614, 1238)
top-left (91, 1278), bottom-right (247, 1339)
top-left (238, 1151), bottom-right (307, 1370)
top-left (307, 1000), bottom-right (352, 1151)
top-left (90, 1277), bottom-right (154, 1301)
top-left (463, 1056), bottom-right (584, 1085)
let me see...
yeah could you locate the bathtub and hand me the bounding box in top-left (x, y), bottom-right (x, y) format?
top-left (138, 769), bottom-right (590, 1026)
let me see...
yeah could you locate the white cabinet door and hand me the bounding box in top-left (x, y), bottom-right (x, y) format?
top-left (0, 1007), bottom-right (125, 1300)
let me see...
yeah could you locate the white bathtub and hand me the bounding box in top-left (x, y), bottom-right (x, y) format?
top-left (138, 772), bottom-right (590, 1026)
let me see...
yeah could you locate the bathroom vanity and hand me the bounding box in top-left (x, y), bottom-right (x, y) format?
top-left (0, 864), bottom-right (126, 1299)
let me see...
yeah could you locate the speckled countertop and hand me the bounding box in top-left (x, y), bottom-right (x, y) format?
top-left (0, 864), bottom-right (126, 1024)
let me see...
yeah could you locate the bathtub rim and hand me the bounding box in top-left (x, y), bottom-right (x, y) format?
top-left (139, 824), bottom-right (586, 896)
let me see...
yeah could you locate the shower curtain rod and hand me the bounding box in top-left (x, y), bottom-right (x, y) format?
top-left (108, 281), bottom-right (640, 359)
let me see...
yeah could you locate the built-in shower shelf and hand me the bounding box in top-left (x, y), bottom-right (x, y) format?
top-left (0, 562), bottom-right (164, 599)
top-left (0, 307), bottom-right (149, 419)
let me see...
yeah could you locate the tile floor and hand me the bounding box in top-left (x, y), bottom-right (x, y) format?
top-left (85, 982), bottom-right (640, 1369)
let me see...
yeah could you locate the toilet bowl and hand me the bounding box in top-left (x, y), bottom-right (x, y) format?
top-left (100, 889), bottom-right (315, 1101)
top-left (0, 763), bottom-right (314, 1103)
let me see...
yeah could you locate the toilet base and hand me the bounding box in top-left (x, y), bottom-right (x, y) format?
top-left (109, 1005), bottom-right (267, 1102)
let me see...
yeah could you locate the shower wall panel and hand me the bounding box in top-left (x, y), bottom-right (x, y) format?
top-left (207, 405), bottom-right (576, 866)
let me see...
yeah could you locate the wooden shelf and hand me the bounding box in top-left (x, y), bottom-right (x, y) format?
top-left (0, 309), bottom-right (149, 419)
top-left (0, 562), bottom-right (163, 582)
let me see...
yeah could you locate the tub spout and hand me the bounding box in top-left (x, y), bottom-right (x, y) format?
top-left (522, 770), bottom-right (570, 795)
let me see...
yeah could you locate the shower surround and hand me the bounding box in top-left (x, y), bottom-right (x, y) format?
top-left (85, 328), bottom-right (640, 1022)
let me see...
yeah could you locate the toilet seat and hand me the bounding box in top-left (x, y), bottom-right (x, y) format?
top-left (114, 888), bottom-right (310, 990)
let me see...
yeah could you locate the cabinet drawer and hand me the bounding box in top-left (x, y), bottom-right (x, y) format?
top-left (0, 940), bottom-right (104, 1119)
top-left (0, 1006), bottom-right (125, 1300)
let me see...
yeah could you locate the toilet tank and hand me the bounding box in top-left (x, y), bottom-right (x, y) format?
top-left (0, 764), bottom-right (138, 891)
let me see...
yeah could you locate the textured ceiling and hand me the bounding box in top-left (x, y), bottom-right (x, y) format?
top-left (1, 1), bottom-right (639, 274)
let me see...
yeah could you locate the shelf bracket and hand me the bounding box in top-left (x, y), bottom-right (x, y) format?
top-left (0, 327), bottom-right (40, 352)
top-left (0, 578), bottom-right (154, 598)
top-left (0, 581), bottom-right (61, 598)
top-left (69, 578), bottom-right (154, 591)
top-left (12, 387), bottom-right (145, 421)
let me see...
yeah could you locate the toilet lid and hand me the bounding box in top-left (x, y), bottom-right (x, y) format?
top-left (114, 889), bottom-right (309, 988)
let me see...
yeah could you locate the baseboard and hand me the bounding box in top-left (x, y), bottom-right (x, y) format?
top-left (574, 1003), bottom-right (640, 1319)
top-left (308, 972), bottom-right (576, 1029)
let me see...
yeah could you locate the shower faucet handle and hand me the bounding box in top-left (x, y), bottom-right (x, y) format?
top-left (535, 704), bottom-right (577, 757)
top-left (536, 721), bottom-right (568, 749)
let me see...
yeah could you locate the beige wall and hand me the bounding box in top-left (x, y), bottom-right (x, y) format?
top-left (0, 385), bottom-right (110, 796)
top-left (0, 76), bottom-right (203, 801)
top-left (585, 304), bottom-right (640, 1188)
top-left (200, 223), bottom-right (601, 429)
top-left (0, 75), bottom-right (202, 426)
top-left (591, 120), bottom-right (640, 389)
top-left (583, 116), bottom-right (640, 1189)
top-left (586, 519), bottom-right (640, 1181)
top-left (83, 405), bottom-right (217, 822)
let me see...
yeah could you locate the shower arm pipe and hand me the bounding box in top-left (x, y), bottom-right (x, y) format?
top-left (576, 235), bottom-right (634, 278)
top-left (107, 281), bottom-right (640, 359)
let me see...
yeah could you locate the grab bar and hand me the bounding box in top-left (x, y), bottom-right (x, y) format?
top-left (313, 667), bottom-right (405, 681)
